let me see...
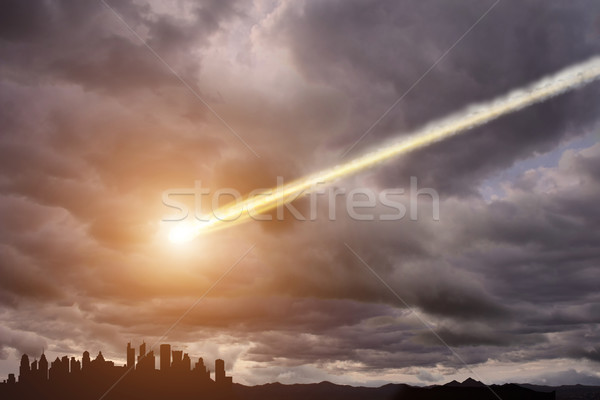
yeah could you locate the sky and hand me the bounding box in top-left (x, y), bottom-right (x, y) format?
top-left (1, 0), bottom-right (600, 387)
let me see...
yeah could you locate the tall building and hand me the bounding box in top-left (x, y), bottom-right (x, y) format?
top-left (70, 357), bottom-right (81, 374)
top-left (126, 342), bottom-right (135, 369)
top-left (172, 350), bottom-right (182, 364)
top-left (159, 344), bottom-right (171, 371)
top-left (215, 359), bottom-right (225, 384)
top-left (19, 354), bottom-right (30, 383)
top-left (148, 351), bottom-right (155, 368)
top-left (182, 354), bottom-right (191, 372)
top-left (82, 351), bottom-right (91, 371)
top-left (171, 350), bottom-right (183, 368)
top-left (39, 353), bottom-right (48, 381)
top-left (138, 342), bottom-right (146, 365)
top-left (61, 356), bottom-right (69, 374)
top-left (30, 359), bottom-right (38, 374)
top-left (215, 359), bottom-right (232, 388)
top-left (193, 357), bottom-right (210, 381)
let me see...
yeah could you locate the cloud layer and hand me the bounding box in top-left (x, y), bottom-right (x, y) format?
top-left (0, 0), bottom-right (599, 386)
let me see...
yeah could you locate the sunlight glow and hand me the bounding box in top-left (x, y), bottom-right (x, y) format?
top-left (168, 221), bottom-right (201, 244)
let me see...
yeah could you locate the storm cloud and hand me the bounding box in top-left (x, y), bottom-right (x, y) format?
top-left (0, 0), bottom-right (599, 387)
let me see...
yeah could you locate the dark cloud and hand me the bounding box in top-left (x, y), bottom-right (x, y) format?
top-left (0, 0), bottom-right (242, 94)
top-left (0, 326), bottom-right (47, 361)
top-left (271, 0), bottom-right (600, 195)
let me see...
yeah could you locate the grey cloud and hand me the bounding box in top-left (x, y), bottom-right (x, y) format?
top-left (1, 0), bottom-right (600, 385)
top-left (269, 0), bottom-right (600, 195)
top-left (416, 369), bottom-right (443, 383)
top-left (0, 326), bottom-right (47, 360)
top-left (531, 369), bottom-right (600, 386)
top-left (0, 0), bottom-right (242, 94)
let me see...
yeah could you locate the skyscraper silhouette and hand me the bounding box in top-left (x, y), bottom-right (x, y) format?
top-left (160, 344), bottom-right (171, 371)
top-left (82, 351), bottom-right (90, 371)
top-left (126, 342), bottom-right (135, 369)
top-left (182, 354), bottom-right (191, 372)
top-left (172, 350), bottom-right (183, 365)
top-left (71, 357), bottom-right (81, 374)
top-left (30, 359), bottom-right (38, 377)
top-left (215, 359), bottom-right (225, 383)
top-left (19, 354), bottom-right (29, 384)
top-left (39, 353), bottom-right (48, 381)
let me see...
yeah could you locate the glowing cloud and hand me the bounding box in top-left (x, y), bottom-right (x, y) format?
top-left (169, 56), bottom-right (600, 241)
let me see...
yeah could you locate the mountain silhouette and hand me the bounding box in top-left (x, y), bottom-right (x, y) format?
top-left (232, 380), bottom-right (555, 400)
top-left (443, 377), bottom-right (485, 387)
top-left (443, 380), bottom-right (461, 387)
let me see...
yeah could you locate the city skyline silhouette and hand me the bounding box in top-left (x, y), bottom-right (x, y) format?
top-left (1, 341), bottom-right (232, 400)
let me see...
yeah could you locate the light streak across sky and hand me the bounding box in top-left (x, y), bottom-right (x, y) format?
top-left (169, 56), bottom-right (600, 243)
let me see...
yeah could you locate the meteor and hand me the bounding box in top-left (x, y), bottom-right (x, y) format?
top-left (169, 56), bottom-right (600, 243)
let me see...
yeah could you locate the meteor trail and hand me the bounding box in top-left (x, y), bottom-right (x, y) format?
top-left (169, 56), bottom-right (600, 243)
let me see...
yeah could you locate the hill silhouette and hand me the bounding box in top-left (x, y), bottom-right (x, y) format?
top-left (232, 380), bottom-right (555, 400)
top-left (444, 377), bottom-right (485, 387)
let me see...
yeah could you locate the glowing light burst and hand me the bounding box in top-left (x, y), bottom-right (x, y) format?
top-left (169, 56), bottom-right (600, 242)
top-left (168, 221), bottom-right (201, 244)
